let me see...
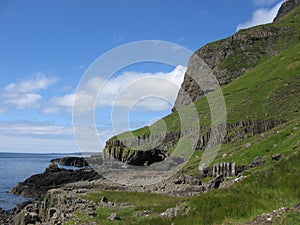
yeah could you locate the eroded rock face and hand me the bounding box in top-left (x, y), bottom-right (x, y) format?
top-left (172, 24), bottom-right (281, 111)
top-left (50, 157), bottom-right (89, 167)
top-left (274, 0), bottom-right (300, 21)
top-left (172, 0), bottom-right (299, 112)
top-left (104, 120), bottom-right (284, 166)
top-left (12, 188), bottom-right (99, 225)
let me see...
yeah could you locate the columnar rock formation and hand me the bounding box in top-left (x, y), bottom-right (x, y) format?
top-left (104, 120), bottom-right (284, 166)
top-left (199, 162), bottom-right (237, 179)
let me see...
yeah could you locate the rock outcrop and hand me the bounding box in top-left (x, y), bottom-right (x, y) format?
top-left (172, 0), bottom-right (299, 111)
top-left (104, 119), bottom-right (284, 166)
top-left (10, 163), bottom-right (102, 198)
top-left (50, 157), bottom-right (89, 167)
top-left (199, 162), bottom-right (237, 178)
top-left (274, 0), bottom-right (300, 21)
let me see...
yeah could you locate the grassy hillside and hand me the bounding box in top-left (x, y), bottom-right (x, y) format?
top-left (115, 5), bottom-right (300, 139)
top-left (74, 6), bottom-right (300, 225)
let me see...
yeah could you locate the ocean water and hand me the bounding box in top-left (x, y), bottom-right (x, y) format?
top-left (0, 152), bottom-right (81, 210)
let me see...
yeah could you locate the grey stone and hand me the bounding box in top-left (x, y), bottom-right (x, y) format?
top-left (271, 154), bottom-right (281, 161)
top-left (107, 213), bottom-right (120, 220)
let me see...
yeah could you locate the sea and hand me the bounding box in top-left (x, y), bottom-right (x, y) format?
top-left (0, 152), bottom-right (83, 210)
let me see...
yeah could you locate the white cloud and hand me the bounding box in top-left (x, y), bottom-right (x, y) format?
top-left (51, 93), bottom-right (75, 108)
top-left (254, 0), bottom-right (277, 6)
top-left (2, 73), bottom-right (57, 109)
top-left (0, 121), bottom-right (74, 137)
top-left (43, 107), bottom-right (60, 114)
top-left (4, 72), bottom-right (57, 93)
top-left (51, 65), bottom-right (186, 112)
top-left (0, 134), bottom-right (77, 153)
top-left (4, 93), bottom-right (42, 109)
top-left (236, 1), bottom-right (283, 31)
top-left (109, 65), bottom-right (185, 111)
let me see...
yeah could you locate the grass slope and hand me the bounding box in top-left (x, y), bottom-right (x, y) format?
top-left (115, 5), bottom-right (300, 138)
top-left (67, 7), bottom-right (300, 225)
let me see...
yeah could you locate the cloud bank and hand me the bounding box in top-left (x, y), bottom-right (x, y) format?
top-left (49, 65), bottom-right (186, 113)
top-left (1, 73), bottom-right (57, 109)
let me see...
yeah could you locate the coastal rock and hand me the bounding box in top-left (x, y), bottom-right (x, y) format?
top-left (0, 208), bottom-right (14, 225)
top-left (10, 164), bottom-right (102, 198)
top-left (50, 157), bottom-right (89, 167)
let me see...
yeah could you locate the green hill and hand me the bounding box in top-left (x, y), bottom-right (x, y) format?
top-left (78, 2), bottom-right (300, 224)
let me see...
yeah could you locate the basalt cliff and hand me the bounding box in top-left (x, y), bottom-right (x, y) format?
top-left (103, 0), bottom-right (300, 166)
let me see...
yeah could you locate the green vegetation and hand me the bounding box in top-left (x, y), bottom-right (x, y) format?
top-left (66, 191), bottom-right (187, 225)
top-left (68, 6), bottom-right (300, 225)
top-left (66, 149), bottom-right (300, 225)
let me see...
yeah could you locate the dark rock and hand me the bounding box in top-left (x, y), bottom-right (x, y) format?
top-left (173, 175), bottom-right (201, 185)
top-left (250, 157), bottom-right (265, 168)
top-left (107, 213), bottom-right (120, 220)
top-left (104, 120), bottom-right (284, 166)
top-left (200, 162), bottom-right (237, 178)
top-left (294, 202), bottom-right (300, 210)
top-left (271, 153), bottom-right (281, 161)
top-left (0, 209), bottom-right (14, 225)
top-left (274, 0), bottom-right (300, 21)
top-left (101, 196), bottom-right (108, 203)
top-left (51, 157), bottom-right (89, 167)
top-left (208, 175), bottom-right (224, 190)
top-left (10, 165), bottom-right (102, 198)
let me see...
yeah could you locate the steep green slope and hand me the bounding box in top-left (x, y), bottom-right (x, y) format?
top-left (66, 4), bottom-right (300, 225)
top-left (69, 121), bottom-right (300, 224)
top-left (112, 4), bottom-right (300, 139)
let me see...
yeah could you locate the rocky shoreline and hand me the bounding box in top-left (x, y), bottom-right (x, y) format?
top-left (2, 154), bottom-right (265, 224)
top-left (0, 146), bottom-right (293, 225)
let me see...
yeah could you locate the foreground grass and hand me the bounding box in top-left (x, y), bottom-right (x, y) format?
top-left (65, 147), bottom-right (300, 225)
top-left (65, 7), bottom-right (300, 225)
top-left (65, 191), bottom-right (187, 225)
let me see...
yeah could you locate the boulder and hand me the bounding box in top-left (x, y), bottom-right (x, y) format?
top-left (208, 175), bottom-right (224, 190)
top-left (107, 213), bottom-right (120, 220)
top-left (271, 154), bottom-right (281, 161)
top-left (250, 157), bottom-right (265, 168)
top-left (173, 175), bottom-right (201, 185)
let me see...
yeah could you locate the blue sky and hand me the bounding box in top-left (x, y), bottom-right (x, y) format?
top-left (0, 0), bottom-right (283, 153)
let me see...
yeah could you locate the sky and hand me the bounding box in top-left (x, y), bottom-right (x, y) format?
top-left (0, 0), bottom-right (284, 153)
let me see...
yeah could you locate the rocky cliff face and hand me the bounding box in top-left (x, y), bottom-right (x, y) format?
top-left (103, 0), bottom-right (299, 167)
top-left (172, 0), bottom-right (298, 111)
top-left (274, 0), bottom-right (299, 21)
top-left (104, 120), bottom-right (284, 166)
